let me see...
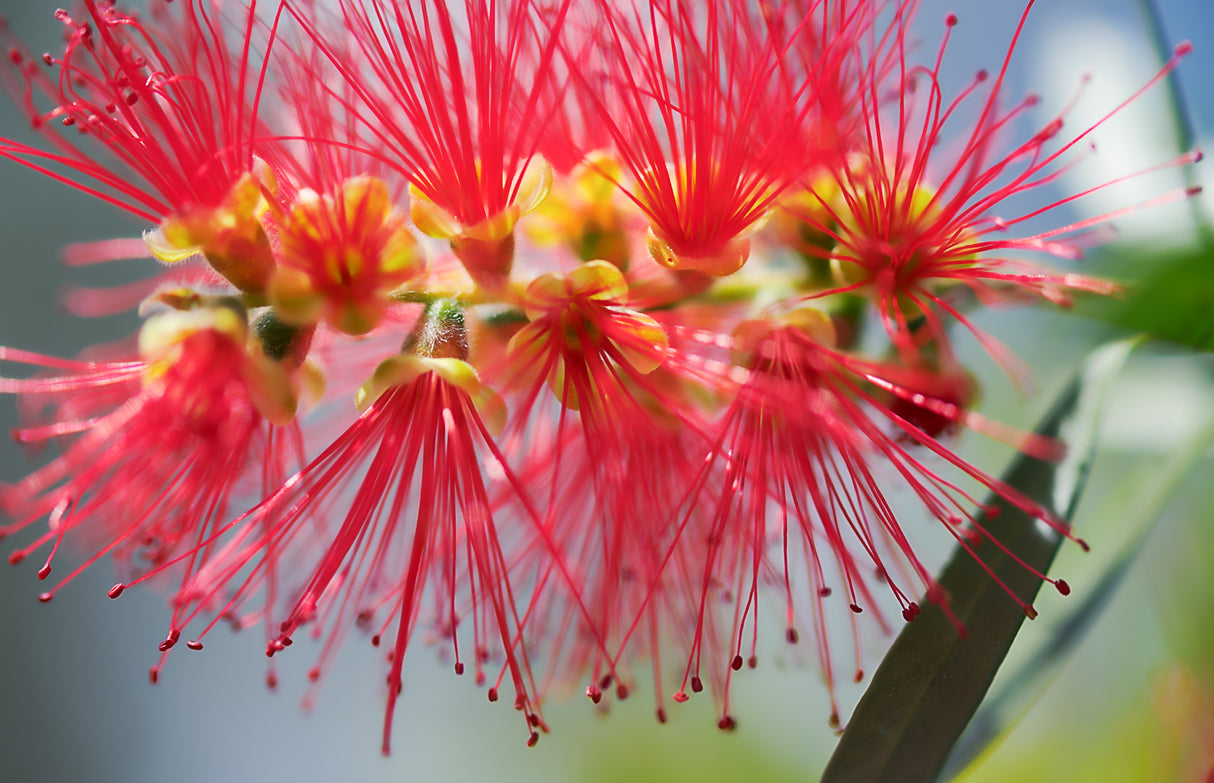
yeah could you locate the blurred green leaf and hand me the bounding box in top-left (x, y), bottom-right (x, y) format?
top-left (819, 339), bottom-right (1136, 783)
top-left (1113, 246), bottom-right (1214, 350)
top-left (1077, 243), bottom-right (1214, 352)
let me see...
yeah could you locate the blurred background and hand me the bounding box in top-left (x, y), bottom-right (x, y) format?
top-left (0, 1), bottom-right (1210, 781)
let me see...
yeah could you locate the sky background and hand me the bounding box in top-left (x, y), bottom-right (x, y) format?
top-left (0, 1), bottom-right (1210, 781)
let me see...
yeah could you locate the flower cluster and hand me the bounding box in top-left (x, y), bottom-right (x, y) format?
top-left (0, 0), bottom-right (1197, 752)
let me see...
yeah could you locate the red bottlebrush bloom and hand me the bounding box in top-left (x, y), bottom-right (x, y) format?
top-left (0, 0), bottom-right (1201, 756)
top-left (504, 260), bottom-right (669, 410)
top-left (0, 0), bottom-right (295, 219)
top-left (170, 349), bottom-right (546, 752)
top-left (0, 0), bottom-right (302, 292)
top-left (669, 309), bottom-right (1078, 727)
top-left (290, 0), bottom-right (570, 292)
top-left (271, 174), bottom-right (426, 335)
top-left (0, 306), bottom-right (300, 620)
top-left (492, 260), bottom-right (699, 714)
top-left (255, 37), bottom-right (428, 336)
top-left (795, 6), bottom-right (1197, 361)
top-left (567, 0), bottom-right (866, 276)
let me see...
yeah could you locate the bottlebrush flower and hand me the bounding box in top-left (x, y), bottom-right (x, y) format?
top-left (664, 307), bottom-right (1079, 728)
top-left (0, 0), bottom-right (299, 292)
top-left (489, 260), bottom-right (700, 716)
top-left (0, 304), bottom-right (300, 624)
top-left (271, 175), bottom-right (426, 334)
top-left (784, 6), bottom-right (1198, 365)
top-left (288, 0), bottom-right (571, 293)
top-left (565, 0), bottom-right (868, 277)
top-left (0, 0), bottom-right (1202, 756)
top-left (168, 309), bottom-right (546, 752)
top-left (265, 34), bottom-right (428, 336)
top-left (523, 151), bottom-right (639, 270)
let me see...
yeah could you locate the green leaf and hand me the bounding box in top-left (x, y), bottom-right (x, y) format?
top-left (944, 401), bottom-right (1214, 779)
top-left (1102, 245), bottom-right (1214, 352)
top-left (819, 339), bottom-right (1137, 783)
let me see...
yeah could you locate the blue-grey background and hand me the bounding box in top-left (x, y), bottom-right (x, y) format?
top-left (1, 2), bottom-right (1211, 781)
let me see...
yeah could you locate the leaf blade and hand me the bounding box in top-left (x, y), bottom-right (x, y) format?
top-left (819, 339), bottom-right (1136, 783)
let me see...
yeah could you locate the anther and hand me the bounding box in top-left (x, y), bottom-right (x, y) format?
top-left (454, 662), bottom-right (464, 675)
top-left (717, 715), bottom-right (736, 731)
top-left (673, 692), bottom-right (689, 703)
top-left (38, 592), bottom-right (53, 603)
top-left (487, 688), bottom-right (499, 703)
top-left (158, 629), bottom-right (180, 652)
top-left (585, 685), bottom-right (602, 704)
top-left (37, 564), bottom-right (51, 580)
top-left (108, 583), bottom-right (125, 599)
top-left (656, 708), bottom-right (668, 724)
top-left (1055, 579), bottom-right (1071, 596)
top-left (690, 676), bottom-right (703, 693)
top-left (308, 667), bottom-right (320, 682)
top-left (186, 640), bottom-right (203, 651)
top-left (731, 655), bottom-right (743, 671)
top-left (786, 627), bottom-right (799, 644)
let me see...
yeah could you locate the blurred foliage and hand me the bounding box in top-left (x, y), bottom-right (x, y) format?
top-left (1080, 239), bottom-right (1214, 351)
top-left (953, 467), bottom-right (1214, 783)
